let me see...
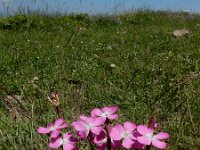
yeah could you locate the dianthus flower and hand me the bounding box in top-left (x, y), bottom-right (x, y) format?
top-left (72, 115), bottom-right (104, 139)
top-left (91, 106), bottom-right (119, 122)
top-left (37, 118), bottom-right (68, 138)
top-left (137, 125), bottom-right (170, 149)
top-left (110, 122), bottom-right (137, 149)
top-left (49, 132), bottom-right (77, 150)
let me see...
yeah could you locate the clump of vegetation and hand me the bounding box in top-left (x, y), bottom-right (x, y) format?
top-left (0, 11), bottom-right (200, 149)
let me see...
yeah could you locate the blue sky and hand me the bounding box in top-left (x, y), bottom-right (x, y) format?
top-left (0, 0), bottom-right (200, 16)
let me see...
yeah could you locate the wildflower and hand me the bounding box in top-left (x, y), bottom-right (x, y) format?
top-left (137, 125), bottom-right (170, 149)
top-left (72, 115), bottom-right (104, 139)
top-left (49, 132), bottom-right (77, 150)
top-left (91, 106), bottom-right (119, 122)
top-left (37, 118), bottom-right (68, 138)
top-left (110, 122), bottom-right (137, 149)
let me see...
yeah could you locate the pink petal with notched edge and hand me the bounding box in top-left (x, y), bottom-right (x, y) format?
top-left (124, 121), bottom-right (136, 132)
top-left (152, 138), bottom-right (167, 149)
top-left (102, 106), bottom-right (118, 114)
top-left (93, 130), bottom-right (107, 144)
top-left (49, 137), bottom-right (63, 148)
top-left (77, 130), bottom-right (89, 139)
top-left (63, 133), bottom-right (72, 139)
top-left (92, 117), bottom-right (105, 126)
top-left (137, 136), bottom-right (152, 145)
top-left (63, 143), bottom-right (75, 150)
top-left (51, 130), bottom-right (61, 138)
top-left (37, 127), bottom-right (51, 134)
top-left (114, 124), bottom-right (124, 133)
top-left (54, 118), bottom-right (65, 126)
top-left (137, 125), bottom-right (154, 135)
top-left (79, 115), bottom-right (88, 121)
top-left (154, 132), bottom-right (170, 140)
top-left (57, 123), bottom-right (68, 130)
top-left (72, 121), bottom-right (86, 131)
top-left (109, 124), bottom-right (124, 140)
top-left (122, 138), bottom-right (134, 149)
top-left (91, 108), bottom-right (103, 117)
top-left (107, 114), bottom-right (119, 120)
top-left (91, 126), bottom-right (104, 135)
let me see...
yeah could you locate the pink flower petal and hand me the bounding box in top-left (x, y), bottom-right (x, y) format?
top-left (91, 126), bottom-right (104, 135)
top-left (92, 117), bottom-right (105, 126)
top-left (137, 136), bottom-right (151, 145)
top-left (77, 130), bottom-right (89, 139)
top-left (37, 127), bottom-right (51, 134)
top-left (57, 123), bottom-right (68, 130)
top-left (154, 132), bottom-right (170, 140)
top-left (102, 106), bottom-right (118, 114)
top-left (107, 114), bottom-right (119, 120)
top-left (122, 138), bottom-right (134, 149)
top-left (51, 130), bottom-right (61, 138)
top-left (124, 121), bottom-right (136, 132)
top-left (137, 125), bottom-right (153, 135)
top-left (93, 130), bottom-right (107, 145)
top-left (63, 133), bottom-right (72, 139)
top-left (49, 137), bottom-right (62, 148)
top-left (72, 121), bottom-right (86, 131)
top-left (109, 124), bottom-right (124, 140)
top-left (152, 138), bottom-right (167, 149)
top-left (91, 108), bottom-right (103, 117)
top-left (63, 143), bottom-right (75, 150)
top-left (114, 124), bottom-right (125, 133)
top-left (79, 115), bottom-right (88, 121)
top-left (54, 118), bottom-right (65, 126)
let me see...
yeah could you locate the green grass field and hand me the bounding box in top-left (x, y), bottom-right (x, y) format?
top-left (0, 11), bottom-right (200, 149)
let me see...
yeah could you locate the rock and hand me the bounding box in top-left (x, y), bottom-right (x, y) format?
top-left (172, 29), bottom-right (190, 37)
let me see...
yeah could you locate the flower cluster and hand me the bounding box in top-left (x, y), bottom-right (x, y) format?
top-left (37, 106), bottom-right (169, 150)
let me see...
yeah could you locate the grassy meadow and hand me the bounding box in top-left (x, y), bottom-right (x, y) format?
top-left (0, 11), bottom-right (200, 149)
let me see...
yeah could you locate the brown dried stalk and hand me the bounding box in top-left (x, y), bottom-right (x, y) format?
top-left (48, 92), bottom-right (63, 118)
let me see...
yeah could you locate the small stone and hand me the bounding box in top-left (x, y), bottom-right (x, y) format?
top-left (110, 64), bottom-right (116, 68)
top-left (172, 29), bottom-right (190, 37)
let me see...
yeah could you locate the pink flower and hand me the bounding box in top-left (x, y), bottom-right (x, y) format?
top-left (49, 132), bottom-right (77, 150)
top-left (137, 125), bottom-right (170, 149)
top-left (37, 118), bottom-right (68, 138)
top-left (72, 115), bottom-right (105, 139)
top-left (109, 122), bottom-right (137, 149)
top-left (91, 106), bottom-right (119, 122)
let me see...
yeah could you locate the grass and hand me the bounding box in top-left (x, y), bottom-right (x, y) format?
top-left (0, 11), bottom-right (200, 149)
